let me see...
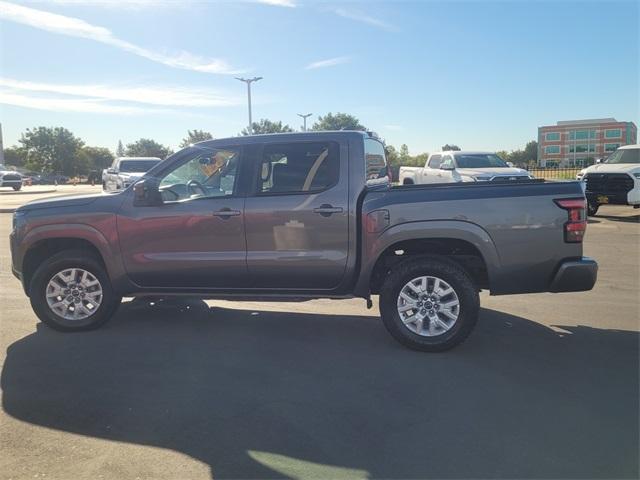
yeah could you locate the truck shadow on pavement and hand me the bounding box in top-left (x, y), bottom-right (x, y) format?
top-left (2, 300), bottom-right (639, 479)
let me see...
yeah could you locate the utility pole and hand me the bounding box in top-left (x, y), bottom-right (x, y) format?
top-left (235, 77), bottom-right (262, 134)
top-left (297, 113), bottom-right (313, 132)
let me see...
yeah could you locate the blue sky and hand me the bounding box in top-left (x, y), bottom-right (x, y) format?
top-left (0, 0), bottom-right (638, 154)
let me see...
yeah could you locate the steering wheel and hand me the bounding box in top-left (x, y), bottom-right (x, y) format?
top-left (187, 179), bottom-right (206, 197)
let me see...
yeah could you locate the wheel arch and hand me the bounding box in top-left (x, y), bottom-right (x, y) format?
top-left (354, 220), bottom-right (501, 296)
top-left (20, 224), bottom-right (122, 296)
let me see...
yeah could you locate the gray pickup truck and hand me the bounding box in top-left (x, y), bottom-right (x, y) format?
top-left (10, 132), bottom-right (597, 351)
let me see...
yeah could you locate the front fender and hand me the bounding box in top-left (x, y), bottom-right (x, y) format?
top-left (20, 222), bottom-right (129, 294)
top-left (354, 220), bottom-right (500, 296)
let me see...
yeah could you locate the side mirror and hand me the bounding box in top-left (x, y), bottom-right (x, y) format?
top-left (107, 168), bottom-right (117, 174)
top-left (596, 158), bottom-right (604, 164)
top-left (440, 163), bottom-right (455, 171)
top-left (133, 178), bottom-right (162, 206)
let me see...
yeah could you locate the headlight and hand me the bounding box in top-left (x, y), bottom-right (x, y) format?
top-left (633, 173), bottom-right (640, 179)
top-left (472, 176), bottom-right (491, 181)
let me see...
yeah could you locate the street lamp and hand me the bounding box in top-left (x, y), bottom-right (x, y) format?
top-left (297, 113), bottom-right (313, 132)
top-left (235, 76), bottom-right (262, 134)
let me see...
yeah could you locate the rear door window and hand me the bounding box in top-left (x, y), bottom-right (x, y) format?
top-left (258, 142), bottom-right (339, 194)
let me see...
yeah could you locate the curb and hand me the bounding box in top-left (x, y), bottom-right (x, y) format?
top-left (0, 208), bottom-right (17, 213)
top-left (0, 188), bottom-right (57, 196)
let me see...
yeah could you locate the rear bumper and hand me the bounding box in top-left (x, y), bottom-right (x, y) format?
top-left (549, 257), bottom-right (598, 293)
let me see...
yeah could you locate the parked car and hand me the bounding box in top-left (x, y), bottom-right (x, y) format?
top-left (10, 132), bottom-right (597, 351)
top-left (103, 157), bottom-right (162, 192)
top-left (399, 151), bottom-right (533, 185)
top-left (39, 173), bottom-right (69, 185)
top-left (576, 144), bottom-right (640, 216)
top-left (0, 165), bottom-right (23, 191)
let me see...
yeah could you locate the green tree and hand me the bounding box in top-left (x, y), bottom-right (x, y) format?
top-left (399, 144), bottom-right (411, 164)
top-left (116, 140), bottom-right (125, 157)
top-left (524, 140), bottom-right (538, 164)
top-left (180, 129), bottom-right (214, 148)
top-left (125, 139), bottom-right (172, 159)
top-left (441, 144), bottom-right (461, 151)
top-left (496, 150), bottom-right (510, 162)
top-left (80, 146), bottom-right (114, 171)
top-left (3, 146), bottom-right (27, 167)
top-left (312, 112), bottom-right (366, 131)
top-left (241, 119), bottom-right (293, 136)
top-left (19, 127), bottom-right (85, 175)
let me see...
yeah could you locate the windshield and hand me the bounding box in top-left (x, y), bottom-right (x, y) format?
top-left (605, 149), bottom-right (640, 164)
top-left (119, 160), bottom-right (161, 172)
top-left (455, 154), bottom-right (508, 169)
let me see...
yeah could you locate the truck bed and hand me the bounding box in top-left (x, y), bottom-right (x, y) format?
top-left (359, 179), bottom-right (586, 295)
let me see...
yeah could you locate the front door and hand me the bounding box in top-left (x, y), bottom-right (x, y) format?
top-left (244, 140), bottom-right (349, 290)
top-left (117, 146), bottom-right (247, 288)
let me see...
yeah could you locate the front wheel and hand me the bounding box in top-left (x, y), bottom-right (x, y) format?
top-left (587, 202), bottom-right (599, 216)
top-left (13, 185), bottom-right (22, 191)
top-left (29, 249), bottom-right (121, 331)
top-left (380, 257), bottom-right (480, 352)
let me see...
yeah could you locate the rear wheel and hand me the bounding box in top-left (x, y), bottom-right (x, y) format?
top-left (29, 249), bottom-right (121, 331)
top-left (380, 257), bottom-right (480, 352)
top-left (13, 185), bottom-right (21, 191)
top-left (587, 202), bottom-right (599, 216)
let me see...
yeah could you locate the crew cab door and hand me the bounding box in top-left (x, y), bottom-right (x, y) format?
top-left (438, 154), bottom-right (456, 183)
top-left (421, 154), bottom-right (443, 183)
top-left (117, 146), bottom-right (248, 288)
top-left (244, 140), bottom-right (349, 290)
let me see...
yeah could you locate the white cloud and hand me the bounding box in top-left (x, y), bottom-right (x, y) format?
top-left (0, 78), bottom-right (243, 107)
top-left (26, 0), bottom-right (180, 8)
top-left (0, 91), bottom-right (164, 114)
top-left (305, 56), bottom-right (350, 70)
top-left (253, 0), bottom-right (296, 7)
top-left (0, 1), bottom-right (244, 74)
top-left (332, 7), bottom-right (397, 32)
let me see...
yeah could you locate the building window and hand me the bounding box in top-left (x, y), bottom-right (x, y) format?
top-left (569, 144), bottom-right (596, 153)
top-left (604, 143), bottom-right (620, 152)
top-left (545, 145), bottom-right (560, 154)
top-left (570, 129), bottom-right (596, 140)
top-left (545, 132), bottom-right (560, 141)
top-left (605, 129), bottom-right (621, 138)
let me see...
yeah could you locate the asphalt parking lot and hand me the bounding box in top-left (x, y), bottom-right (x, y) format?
top-left (0, 200), bottom-right (638, 479)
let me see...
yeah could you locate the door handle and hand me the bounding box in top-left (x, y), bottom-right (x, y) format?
top-left (212, 208), bottom-right (241, 218)
top-left (313, 204), bottom-right (344, 217)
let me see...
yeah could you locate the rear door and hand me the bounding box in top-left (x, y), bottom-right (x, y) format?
top-left (422, 154), bottom-right (443, 183)
top-left (244, 139), bottom-right (349, 290)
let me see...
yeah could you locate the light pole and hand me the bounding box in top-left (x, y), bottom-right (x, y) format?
top-left (297, 113), bottom-right (313, 131)
top-left (235, 76), bottom-right (262, 134)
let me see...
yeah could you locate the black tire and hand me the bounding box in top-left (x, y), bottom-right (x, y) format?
top-left (380, 256), bottom-right (480, 352)
top-left (29, 249), bottom-right (121, 332)
top-left (587, 202), bottom-right (599, 216)
top-left (13, 185), bottom-right (21, 191)
top-left (403, 178), bottom-right (414, 185)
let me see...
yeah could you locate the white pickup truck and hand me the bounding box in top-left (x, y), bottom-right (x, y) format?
top-left (103, 157), bottom-right (162, 193)
top-left (399, 151), bottom-right (533, 185)
top-left (576, 144), bottom-right (640, 216)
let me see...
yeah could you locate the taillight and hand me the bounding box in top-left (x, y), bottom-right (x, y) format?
top-left (555, 198), bottom-right (586, 243)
